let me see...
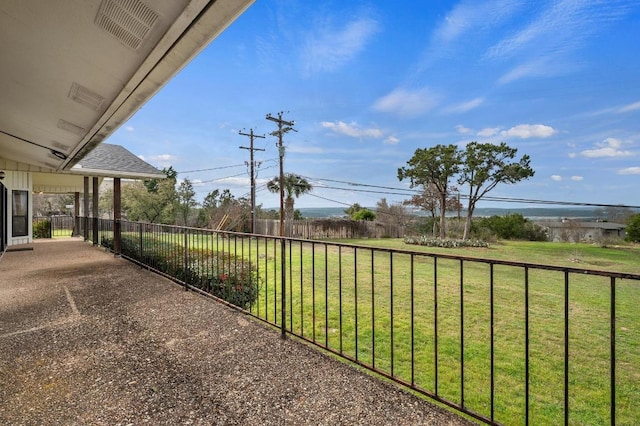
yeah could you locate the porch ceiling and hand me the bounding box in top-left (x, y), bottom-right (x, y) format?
top-left (0, 0), bottom-right (254, 172)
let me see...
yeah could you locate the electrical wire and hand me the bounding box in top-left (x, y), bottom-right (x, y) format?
top-left (178, 164), bottom-right (245, 173)
top-left (305, 176), bottom-right (640, 209)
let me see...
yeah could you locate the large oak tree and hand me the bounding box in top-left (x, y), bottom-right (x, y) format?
top-left (398, 144), bottom-right (461, 239)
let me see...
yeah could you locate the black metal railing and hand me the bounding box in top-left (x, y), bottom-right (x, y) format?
top-left (33, 215), bottom-right (76, 238)
top-left (79, 217), bottom-right (639, 425)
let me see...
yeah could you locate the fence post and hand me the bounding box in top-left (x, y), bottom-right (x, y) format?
top-left (280, 237), bottom-right (286, 338)
top-left (183, 228), bottom-right (189, 291)
top-left (139, 223), bottom-right (143, 262)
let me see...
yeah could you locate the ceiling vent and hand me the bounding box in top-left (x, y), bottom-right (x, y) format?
top-left (95, 0), bottom-right (159, 50)
top-left (57, 119), bottom-right (86, 136)
top-left (69, 82), bottom-right (106, 111)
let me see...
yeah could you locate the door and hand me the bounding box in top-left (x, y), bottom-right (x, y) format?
top-left (0, 182), bottom-right (6, 250)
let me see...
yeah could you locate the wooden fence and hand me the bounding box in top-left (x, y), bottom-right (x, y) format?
top-left (254, 218), bottom-right (405, 239)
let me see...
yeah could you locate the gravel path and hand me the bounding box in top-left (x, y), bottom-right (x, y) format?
top-left (0, 239), bottom-right (475, 425)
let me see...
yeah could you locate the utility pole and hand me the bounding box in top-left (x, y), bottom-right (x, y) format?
top-left (266, 112), bottom-right (295, 237)
top-left (239, 129), bottom-right (265, 234)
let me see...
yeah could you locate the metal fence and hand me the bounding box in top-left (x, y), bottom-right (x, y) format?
top-left (33, 215), bottom-right (76, 238)
top-left (78, 217), bottom-right (639, 425)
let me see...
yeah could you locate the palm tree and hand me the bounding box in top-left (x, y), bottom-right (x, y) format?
top-left (267, 173), bottom-right (312, 234)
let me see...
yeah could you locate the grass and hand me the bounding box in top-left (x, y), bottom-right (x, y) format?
top-left (104, 231), bottom-right (640, 425)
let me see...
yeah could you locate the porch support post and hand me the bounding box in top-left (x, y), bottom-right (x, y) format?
top-left (92, 177), bottom-right (99, 245)
top-left (113, 177), bottom-right (121, 256)
top-left (83, 177), bottom-right (89, 241)
top-left (74, 192), bottom-right (80, 237)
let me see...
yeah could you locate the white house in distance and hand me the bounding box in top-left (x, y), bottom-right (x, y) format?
top-left (0, 0), bottom-right (255, 250)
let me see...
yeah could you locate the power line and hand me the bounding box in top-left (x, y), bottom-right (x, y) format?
top-left (178, 163), bottom-right (245, 174)
top-left (308, 192), bottom-right (352, 207)
top-left (305, 176), bottom-right (640, 209)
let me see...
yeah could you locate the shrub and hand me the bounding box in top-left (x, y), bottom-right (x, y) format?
top-left (475, 214), bottom-right (547, 241)
top-left (33, 219), bottom-right (51, 239)
top-left (403, 236), bottom-right (489, 248)
top-left (101, 235), bottom-right (260, 309)
top-left (626, 213), bottom-right (640, 243)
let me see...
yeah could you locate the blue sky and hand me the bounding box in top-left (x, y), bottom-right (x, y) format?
top-left (108, 0), bottom-right (640, 210)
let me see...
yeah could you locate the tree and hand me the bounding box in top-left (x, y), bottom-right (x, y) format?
top-left (626, 213), bottom-right (640, 243)
top-left (345, 203), bottom-right (364, 219)
top-left (595, 205), bottom-right (635, 224)
top-left (266, 173), bottom-right (312, 234)
top-left (398, 144), bottom-right (461, 239)
top-left (376, 198), bottom-right (409, 226)
top-left (122, 168), bottom-right (177, 224)
top-left (176, 178), bottom-right (197, 226)
top-left (458, 142), bottom-right (534, 240)
top-left (403, 183), bottom-right (461, 237)
top-left (353, 209), bottom-right (376, 221)
top-left (200, 188), bottom-right (249, 230)
top-left (99, 187), bottom-right (114, 219)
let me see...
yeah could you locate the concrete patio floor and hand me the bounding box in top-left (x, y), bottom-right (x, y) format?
top-left (0, 238), bottom-right (475, 425)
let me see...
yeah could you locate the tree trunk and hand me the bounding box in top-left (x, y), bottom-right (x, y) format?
top-left (439, 193), bottom-right (446, 239)
top-left (462, 202), bottom-right (475, 240)
top-left (285, 197), bottom-right (295, 237)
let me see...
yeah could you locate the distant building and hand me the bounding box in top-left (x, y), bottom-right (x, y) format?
top-left (537, 220), bottom-right (626, 242)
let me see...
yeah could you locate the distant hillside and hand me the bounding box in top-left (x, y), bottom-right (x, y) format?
top-left (296, 206), bottom-right (608, 220)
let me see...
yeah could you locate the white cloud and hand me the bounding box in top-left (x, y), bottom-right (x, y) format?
top-left (456, 125), bottom-right (472, 134)
top-left (570, 176), bottom-right (583, 181)
top-left (148, 154), bottom-right (177, 167)
top-left (321, 121), bottom-right (383, 139)
top-left (445, 97), bottom-right (484, 114)
top-left (288, 144), bottom-right (324, 154)
top-left (372, 87), bottom-right (439, 118)
top-left (551, 175), bottom-right (563, 181)
top-left (125, 126), bottom-right (135, 132)
top-left (433, 0), bottom-right (522, 44)
top-left (217, 176), bottom-right (250, 186)
top-left (501, 124), bottom-right (556, 139)
top-left (477, 127), bottom-right (500, 137)
top-left (568, 152), bottom-right (577, 158)
top-left (618, 167), bottom-right (640, 175)
top-left (581, 138), bottom-right (634, 158)
top-left (487, 2), bottom-right (634, 84)
top-left (384, 135), bottom-right (400, 145)
top-left (302, 16), bottom-right (379, 75)
top-left (618, 100), bottom-right (640, 113)
top-left (498, 58), bottom-right (555, 85)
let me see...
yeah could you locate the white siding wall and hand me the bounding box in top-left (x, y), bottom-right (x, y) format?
top-left (4, 171), bottom-right (32, 246)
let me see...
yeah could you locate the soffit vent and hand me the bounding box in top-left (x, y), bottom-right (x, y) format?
top-left (95, 0), bottom-right (159, 50)
top-left (52, 141), bottom-right (71, 152)
top-left (69, 82), bottom-right (106, 111)
top-left (57, 119), bottom-right (86, 136)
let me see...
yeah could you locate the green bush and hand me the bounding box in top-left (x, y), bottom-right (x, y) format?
top-left (626, 213), bottom-right (640, 243)
top-left (33, 219), bottom-right (51, 239)
top-left (474, 213), bottom-right (547, 241)
top-left (101, 235), bottom-right (260, 309)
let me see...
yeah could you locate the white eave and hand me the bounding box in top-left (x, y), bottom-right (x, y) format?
top-left (0, 0), bottom-right (255, 172)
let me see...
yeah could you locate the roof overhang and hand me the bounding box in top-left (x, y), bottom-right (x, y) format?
top-left (0, 0), bottom-right (254, 172)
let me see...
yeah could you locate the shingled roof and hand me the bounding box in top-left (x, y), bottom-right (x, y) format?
top-left (71, 144), bottom-right (165, 179)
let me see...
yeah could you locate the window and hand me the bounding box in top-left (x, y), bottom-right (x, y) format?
top-left (12, 190), bottom-right (28, 237)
